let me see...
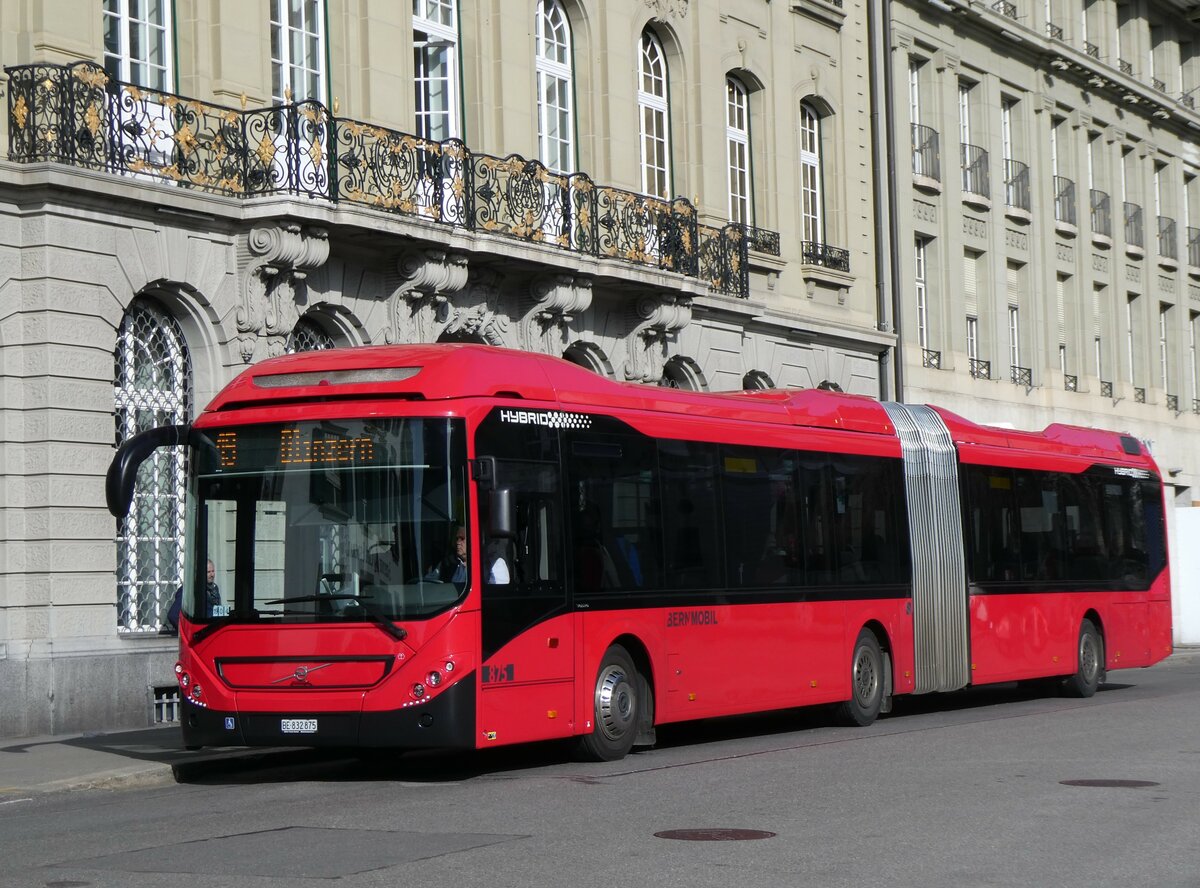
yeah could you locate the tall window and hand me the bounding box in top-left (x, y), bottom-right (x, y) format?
top-left (915, 238), bottom-right (929, 350)
top-left (908, 61), bottom-right (922, 124)
top-left (535, 0), bottom-right (574, 173)
top-left (726, 77), bottom-right (751, 224)
top-left (414, 0), bottom-right (459, 140)
top-left (1127, 293), bottom-right (1139, 384)
top-left (800, 103), bottom-right (824, 244)
top-left (271, 0), bottom-right (326, 104)
top-left (1001, 99), bottom-right (1014, 160)
top-left (103, 0), bottom-right (173, 90)
top-left (114, 300), bottom-right (192, 633)
top-left (966, 315), bottom-right (980, 362)
top-left (638, 31), bottom-right (671, 198)
top-left (1190, 311), bottom-right (1199, 399)
top-left (1160, 303), bottom-right (1171, 389)
top-left (958, 80), bottom-right (972, 146)
top-left (1008, 305), bottom-right (1021, 369)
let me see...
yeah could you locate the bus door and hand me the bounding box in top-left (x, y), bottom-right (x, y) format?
top-left (476, 457), bottom-right (574, 745)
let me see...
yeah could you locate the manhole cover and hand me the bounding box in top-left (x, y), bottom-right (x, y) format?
top-left (654, 829), bottom-right (776, 842)
top-left (1059, 779), bottom-right (1160, 788)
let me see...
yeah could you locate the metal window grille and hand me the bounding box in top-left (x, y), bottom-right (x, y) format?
top-left (1167, 394), bottom-right (1179, 412)
top-left (114, 300), bottom-right (192, 634)
top-left (1047, 22), bottom-right (1063, 40)
top-left (922, 349), bottom-right (943, 369)
top-left (152, 685), bottom-right (181, 723)
top-left (1064, 374), bottom-right (1078, 391)
top-left (992, 0), bottom-right (1017, 18)
top-left (1084, 41), bottom-right (1099, 58)
top-left (961, 143), bottom-right (989, 199)
top-left (1134, 386), bottom-right (1146, 403)
top-left (1011, 365), bottom-right (1032, 387)
top-left (1053, 176), bottom-right (1076, 225)
top-left (1125, 202), bottom-right (1144, 247)
top-left (1118, 59), bottom-right (1133, 76)
top-left (911, 124), bottom-right (941, 181)
top-left (970, 358), bottom-right (991, 379)
top-left (1101, 380), bottom-right (1114, 398)
top-left (286, 316), bottom-right (336, 352)
top-left (1158, 216), bottom-right (1177, 260)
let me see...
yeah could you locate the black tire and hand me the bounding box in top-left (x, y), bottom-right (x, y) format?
top-left (575, 645), bottom-right (640, 762)
top-left (1063, 618), bottom-right (1104, 698)
top-left (836, 629), bottom-right (885, 727)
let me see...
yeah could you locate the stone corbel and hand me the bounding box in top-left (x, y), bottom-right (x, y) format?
top-left (384, 248), bottom-right (470, 345)
top-left (623, 293), bottom-right (693, 383)
top-left (442, 269), bottom-right (510, 347)
top-left (236, 222), bottom-right (331, 362)
top-left (519, 274), bottom-right (593, 352)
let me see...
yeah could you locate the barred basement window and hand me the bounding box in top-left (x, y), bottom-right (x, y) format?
top-left (114, 299), bottom-right (192, 634)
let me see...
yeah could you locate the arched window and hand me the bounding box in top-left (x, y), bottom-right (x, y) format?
top-left (727, 77), bottom-right (751, 225)
top-left (536, 0), bottom-right (574, 173)
top-left (742, 369), bottom-right (774, 390)
top-left (660, 355), bottom-right (707, 391)
top-left (113, 299), bottom-right (192, 634)
top-left (638, 30), bottom-right (671, 198)
top-left (286, 315), bottom-right (336, 352)
top-left (799, 102), bottom-right (824, 246)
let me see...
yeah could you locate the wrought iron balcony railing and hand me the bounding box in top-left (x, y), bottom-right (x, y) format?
top-left (1004, 158), bottom-right (1030, 211)
top-left (1064, 374), bottom-right (1078, 391)
top-left (1118, 59), bottom-right (1134, 76)
top-left (5, 62), bottom-right (766, 297)
top-left (1134, 386), bottom-right (1146, 403)
top-left (1011, 365), bottom-right (1032, 387)
top-left (1153, 77), bottom-right (1167, 93)
top-left (1084, 41), bottom-right (1100, 58)
top-left (1090, 189), bottom-right (1111, 237)
top-left (961, 143), bottom-right (989, 199)
top-left (1125, 202), bottom-right (1144, 248)
top-left (1158, 216), bottom-right (1177, 261)
top-left (922, 348), bottom-right (942, 369)
top-left (970, 358), bottom-right (991, 380)
top-left (1189, 227), bottom-right (1200, 268)
top-left (800, 241), bottom-right (851, 272)
top-left (747, 226), bottom-right (781, 255)
top-left (911, 124), bottom-right (941, 182)
top-left (992, 0), bottom-right (1017, 17)
top-left (1100, 380), bottom-right (1114, 399)
top-left (1053, 176), bottom-right (1076, 226)
top-left (1047, 22), bottom-right (1064, 39)
top-left (1167, 394), bottom-right (1179, 412)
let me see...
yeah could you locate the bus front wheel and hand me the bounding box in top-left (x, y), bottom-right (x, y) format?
top-left (575, 645), bottom-right (640, 762)
top-left (836, 629), bottom-right (884, 727)
top-left (1063, 619), bottom-right (1104, 698)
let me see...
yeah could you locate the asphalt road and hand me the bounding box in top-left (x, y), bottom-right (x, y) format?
top-left (3, 653), bottom-right (1199, 888)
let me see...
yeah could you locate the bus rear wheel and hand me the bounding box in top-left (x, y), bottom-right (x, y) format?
top-left (836, 629), bottom-right (885, 727)
top-left (1063, 619), bottom-right (1104, 698)
top-left (575, 645), bottom-right (640, 762)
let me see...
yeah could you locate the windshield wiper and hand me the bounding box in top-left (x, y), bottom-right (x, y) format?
top-left (263, 595), bottom-right (408, 641)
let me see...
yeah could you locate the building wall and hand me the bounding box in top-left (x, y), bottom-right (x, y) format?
top-left (0, 0), bottom-right (885, 736)
top-left (890, 0), bottom-right (1200, 503)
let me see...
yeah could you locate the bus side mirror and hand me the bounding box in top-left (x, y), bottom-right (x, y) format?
top-left (106, 424), bottom-right (217, 518)
top-left (489, 487), bottom-right (516, 539)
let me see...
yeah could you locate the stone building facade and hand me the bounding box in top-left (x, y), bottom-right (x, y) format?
top-left (0, 0), bottom-right (885, 736)
top-left (888, 0), bottom-right (1200, 504)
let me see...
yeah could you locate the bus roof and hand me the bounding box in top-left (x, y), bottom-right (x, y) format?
top-left (204, 344), bottom-right (1149, 462)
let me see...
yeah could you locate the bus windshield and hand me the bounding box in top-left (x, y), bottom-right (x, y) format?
top-left (186, 417), bottom-right (469, 628)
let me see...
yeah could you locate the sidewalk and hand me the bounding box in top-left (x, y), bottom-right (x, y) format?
top-left (0, 725), bottom-right (312, 796)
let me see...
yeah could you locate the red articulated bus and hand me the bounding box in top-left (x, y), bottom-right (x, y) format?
top-left (107, 344), bottom-right (1172, 760)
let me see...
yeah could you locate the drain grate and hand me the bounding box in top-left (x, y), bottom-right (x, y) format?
top-left (654, 829), bottom-right (776, 842)
top-left (1060, 779), bottom-right (1160, 788)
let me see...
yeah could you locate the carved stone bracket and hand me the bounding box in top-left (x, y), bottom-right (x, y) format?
top-left (623, 293), bottom-right (693, 383)
top-left (384, 248), bottom-right (470, 345)
top-left (236, 222), bottom-right (330, 362)
top-left (519, 274), bottom-right (593, 353)
top-left (442, 269), bottom-right (510, 347)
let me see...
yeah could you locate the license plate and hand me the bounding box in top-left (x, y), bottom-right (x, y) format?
top-left (280, 718), bottom-right (317, 734)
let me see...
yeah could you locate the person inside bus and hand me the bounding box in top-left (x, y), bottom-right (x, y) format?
top-left (428, 524), bottom-right (509, 590)
top-left (163, 559), bottom-right (221, 634)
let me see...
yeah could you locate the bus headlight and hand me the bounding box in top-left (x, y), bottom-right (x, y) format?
top-left (412, 683), bottom-right (426, 699)
top-left (427, 671), bottom-right (442, 688)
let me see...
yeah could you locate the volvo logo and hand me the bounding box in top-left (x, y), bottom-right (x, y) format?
top-left (271, 662), bottom-right (332, 684)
